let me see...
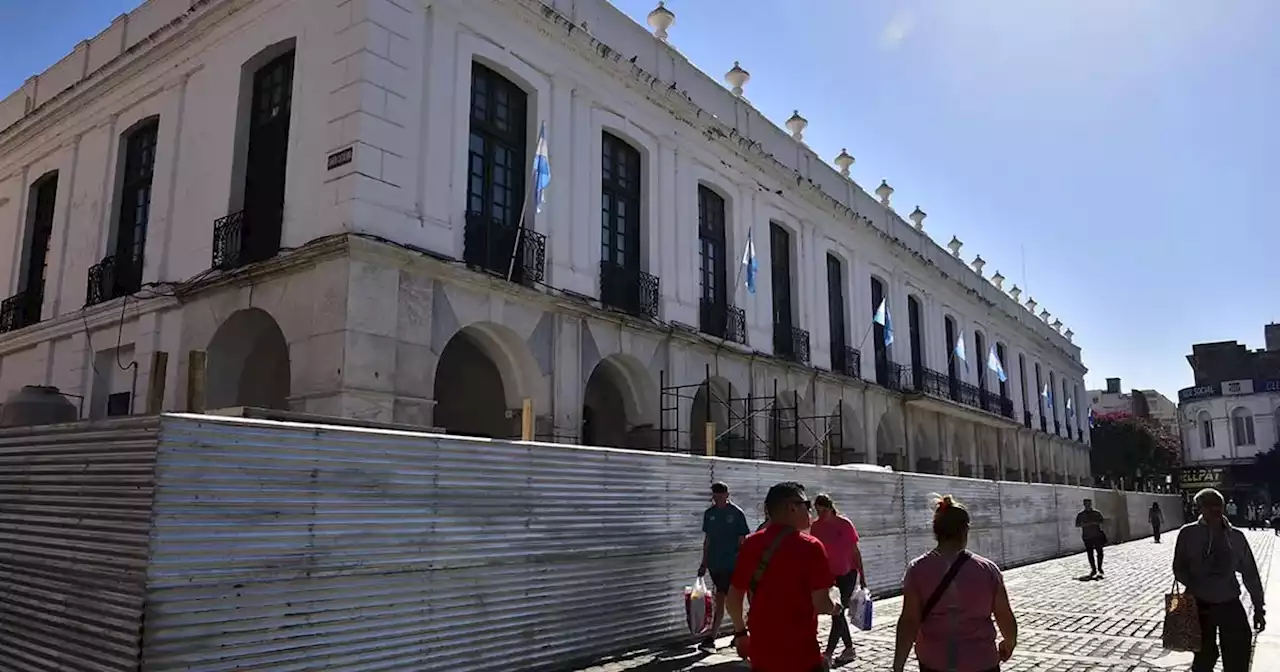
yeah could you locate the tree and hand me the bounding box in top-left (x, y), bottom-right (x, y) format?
top-left (1254, 442), bottom-right (1280, 502)
top-left (1090, 416), bottom-right (1181, 489)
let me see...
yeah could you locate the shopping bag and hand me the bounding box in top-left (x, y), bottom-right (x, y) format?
top-left (849, 587), bottom-right (874, 631)
top-left (1161, 581), bottom-right (1200, 652)
top-left (684, 576), bottom-right (714, 635)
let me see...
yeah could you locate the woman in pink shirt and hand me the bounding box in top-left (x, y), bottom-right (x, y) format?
top-left (810, 494), bottom-right (866, 667)
top-left (893, 495), bottom-right (1017, 672)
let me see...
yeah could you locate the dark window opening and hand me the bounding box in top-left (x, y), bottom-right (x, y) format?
top-left (907, 296), bottom-right (923, 389)
top-left (698, 185), bottom-right (734, 339)
top-left (106, 392), bottom-right (132, 418)
top-left (599, 132), bottom-right (657, 316)
top-left (827, 255), bottom-right (850, 373)
top-left (870, 277), bottom-right (888, 386)
top-left (240, 49), bottom-right (294, 264)
top-left (2, 173), bottom-right (58, 332)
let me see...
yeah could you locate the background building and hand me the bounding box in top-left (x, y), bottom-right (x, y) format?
top-left (1178, 323), bottom-right (1280, 503)
top-left (0, 0), bottom-right (1089, 482)
top-left (1089, 377), bottom-right (1178, 426)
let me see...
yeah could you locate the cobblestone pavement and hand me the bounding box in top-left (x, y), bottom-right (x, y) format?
top-left (568, 531), bottom-right (1277, 672)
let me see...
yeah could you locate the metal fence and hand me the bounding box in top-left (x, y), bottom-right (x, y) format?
top-left (0, 416), bottom-right (161, 672)
top-left (0, 414), bottom-right (1184, 671)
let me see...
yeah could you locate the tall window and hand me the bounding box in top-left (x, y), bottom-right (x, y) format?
top-left (944, 316), bottom-right (958, 383)
top-left (600, 132), bottom-right (640, 270)
top-left (907, 296), bottom-right (923, 389)
top-left (826, 255), bottom-right (847, 370)
top-left (1049, 371), bottom-right (1059, 428)
top-left (114, 119), bottom-right (159, 292)
top-left (769, 222), bottom-right (793, 331)
top-left (1018, 354), bottom-right (1028, 410)
top-left (1035, 363), bottom-right (1044, 418)
top-left (974, 331), bottom-right (987, 392)
top-left (870, 277), bottom-right (888, 385)
top-left (241, 49), bottom-right (294, 264)
top-left (1199, 411), bottom-right (1215, 448)
top-left (14, 172), bottom-right (59, 326)
top-left (698, 185), bottom-right (728, 334)
top-left (1232, 408), bottom-right (1256, 446)
top-left (996, 343), bottom-right (1008, 399)
top-left (468, 62), bottom-right (528, 229)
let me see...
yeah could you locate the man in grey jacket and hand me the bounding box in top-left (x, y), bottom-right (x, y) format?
top-left (1173, 488), bottom-right (1266, 672)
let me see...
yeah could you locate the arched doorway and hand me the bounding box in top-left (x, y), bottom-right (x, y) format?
top-left (206, 308), bottom-right (291, 410)
top-left (433, 329), bottom-right (514, 439)
top-left (830, 402), bottom-right (864, 466)
top-left (690, 377), bottom-right (742, 457)
top-left (582, 355), bottom-right (655, 449)
top-left (875, 408), bottom-right (905, 470)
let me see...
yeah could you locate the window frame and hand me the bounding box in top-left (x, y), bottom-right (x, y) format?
top-left (600, 131), bottom-right (642, 269)
top-left (467, 62), bottom-right (529, 229)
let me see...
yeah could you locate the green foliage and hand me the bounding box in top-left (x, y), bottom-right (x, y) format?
top-left (1089, 416), bottom-right (1180, 487)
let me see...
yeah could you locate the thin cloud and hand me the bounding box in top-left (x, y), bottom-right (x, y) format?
top-left (880, 10), bottom-right (916, 50)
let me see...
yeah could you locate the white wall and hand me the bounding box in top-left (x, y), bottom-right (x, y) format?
top-left (1181, 390), bottom-right (1280, 465)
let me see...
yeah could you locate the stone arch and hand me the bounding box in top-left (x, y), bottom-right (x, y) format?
top-left (831, 401), bottom-right (865, 465)
top-left (875, 406), bottom-right (906, 470)
top-left (690, 376), bottom-right (743, 457)
top-left (914, 420), bottom-right (941, 474)
top-left (206, 308), bottom-right (291, 411)
top-left (433, 322), bottom-right (542, 439)
top-left (582, 354), bottom-right (658, 450)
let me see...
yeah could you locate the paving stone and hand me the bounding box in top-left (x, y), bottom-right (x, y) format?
top-left (563, 530), bottom-right (1278, 671)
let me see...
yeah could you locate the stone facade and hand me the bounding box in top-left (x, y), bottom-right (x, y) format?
top-left (0, 0), bottom-right (1089, 482)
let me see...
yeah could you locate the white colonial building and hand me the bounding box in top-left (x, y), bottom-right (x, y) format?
top-left (0, 0), bottom-right (1089, 482)
top-left (1179, 380), bottom-right (1280, 466)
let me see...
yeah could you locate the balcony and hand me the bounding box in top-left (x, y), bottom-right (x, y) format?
top-left (86, 254), bottom-right (142, 306)
top-left (0, 289), bottom-right (42, 334)
top-left (599, 261), bottom-right (660, 319)
top-left (772, 323), bottom-right (811, 365)
top-left (879, 361), bottom-right (906, 391)
top-left (1023, 410), bottom-right (1033, 429)
top-left (904, 366), bottom-right (1015, 421)
top-left (211, 210), bottom-right (283, 272)
top-left (699, 299), bottom-right (747, 344)
top-left (462, 212), bottom-right (547, 286)
top-left (832, 346), bottom-right (861, 379)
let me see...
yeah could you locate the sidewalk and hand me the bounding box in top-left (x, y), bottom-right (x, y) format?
top-left (565, 531), bottom-right (1277, 672)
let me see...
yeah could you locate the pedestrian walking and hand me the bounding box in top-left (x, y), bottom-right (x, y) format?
top-left (1075, 498), bottom-right (1107, 578)
top-left (1173, 488), bottom-right (1266, 672)
top-left (1245, 504), bottom-right (1256, 531)
top-left (892, 495), bottom-right (1017, 672)
top-left (726, 482), bottom-right (835, 672)
top-left (697, 482), bottom-right (750, 651)
top-left (1150, 502), bottom-right (1164, 543)
top-left (811, 494), bottom-right (867, 667)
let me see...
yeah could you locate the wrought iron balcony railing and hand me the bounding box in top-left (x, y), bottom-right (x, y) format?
top-left (832, 346), bottom-right (861, 379)
top-left (699, 298), bottom-right (747, 344)
top-left (772, 323), bottom-right (811, 365)
top-left (599, 261), bottom-right (659, 318)
top-left (0, 289), bottom-right (42, 334)
top-left (462, 212), bottom-right (547, 285)
top-left (86, 254), bottom-right (143, 306)
top-left (880, 361), bottom-right (907, 391)
top-left (907, 366), bottom-right (1014, 419)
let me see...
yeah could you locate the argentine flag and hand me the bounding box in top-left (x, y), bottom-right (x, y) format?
top-left (1042, 382), bottom-right (1052, 408)
top-left (873, 299), bottom-right (893, 346)
top-left (532, 121), bottom-right (551, 213)
top-left (953, 334), bottom-right (968, 372)
top-left (1066, 395), bottom-right (1075, 418)
top-left (742, 228), bottom-right (758, 294)
top-left (987, 345), bottom-right (1008, 383)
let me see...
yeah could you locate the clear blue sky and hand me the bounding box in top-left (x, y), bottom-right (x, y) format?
top-left (3, 1), bottom-right (1277, 400)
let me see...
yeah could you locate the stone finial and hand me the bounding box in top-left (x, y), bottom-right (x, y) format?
top-left (647, 1), bottom-right (675, 41)
top-left (971, 255), bottom-right (986, 276)
top-left (947, 236), bottom-right (963, 257)
top-left (785, 110), bottom-right (808, 141)
top-left (1009, 284), bottom-right (1022, 301)
top-left (1026, 297), bottom-right (1038, 313)
top-left (875, 180), bottom-right (894, 206)
top-left (1040, 309), bottom-right (1051, 322)
top-left (991, 271), bottom-right (1004, 290)
top-left (1064, 328), bottom-right (1074, 341)
top-left (725, 61), bottom-right (749, 96)
top-left (834, 148), bottom-right (854, 177)
top-left (1052, 319), bottom-right (1063, 332)
top-left (909, 206), bottom-right (926, 231)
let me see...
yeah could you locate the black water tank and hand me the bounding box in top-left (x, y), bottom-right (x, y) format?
top-left (0, 385), bottom-right (78, 428)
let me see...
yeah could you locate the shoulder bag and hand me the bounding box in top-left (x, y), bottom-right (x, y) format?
top-left (920, 551), bottom-right (972, 621)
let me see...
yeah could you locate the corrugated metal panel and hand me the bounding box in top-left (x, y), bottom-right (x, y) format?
top-left (0, 416), bottom-right (161, 672)
top-left (140, 414), bottom-right (1181, 671)
top-left (999, 482), bottom-right (1059, 567)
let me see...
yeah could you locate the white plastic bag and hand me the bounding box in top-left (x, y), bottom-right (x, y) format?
top-left (849, 587), bottom-right (873, 631)
top-left (684, 576), bottom-right (714, 635)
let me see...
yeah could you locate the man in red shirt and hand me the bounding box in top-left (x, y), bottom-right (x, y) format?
top-left (726, 482), bottom-right (836, 672)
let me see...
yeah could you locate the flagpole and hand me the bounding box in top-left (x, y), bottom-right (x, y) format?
top-left (505, 176), bottom-right (537, 283)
